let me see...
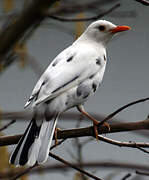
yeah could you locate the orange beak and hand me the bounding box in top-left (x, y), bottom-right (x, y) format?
top-left (110, 26), bottom-right (131, 33)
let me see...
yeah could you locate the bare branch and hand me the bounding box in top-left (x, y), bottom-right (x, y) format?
top-left (99, 97), bottom-right (149, 125)
top-left (0, 110), bottom-right (105, 121)
top-left (48, 1), bottom-right (119, 16)
top-left (121, 173), bottom-right (131, 180)
top-left (0, 120), bottom-right (16, 132)
top-left (134, 0), bottom-right (149, 6)
top-left (9, 138), bottom-right (66, 180)
top-left (49, 152), bottom-right (103, 180)
top-left (0, 0), bottom-right (120, 63)
top-left (47, 4), bottom-right (120, 22)
top-left (136, 170), bottom-right (149, 176)
top-left (9, 164), bottom-right (37, 180)
top-left (1, 98), bottom-right (149, 124)
top-left (1, 118), bottom-right (149, 146)
top-left (50, 139), bottom-right (66, 150)
top-left (2, 161), bottom-right (149, 179)
top-left (134, 144), bottom-right (149, 154)
top-left (0, 0), bottom-right (56, 59)
top-left (97, 135), bottom-right (149, 149)
top-left (97, 135), bottom-right (149, 156)
top-left (1, 109), bottom-right (148, 139)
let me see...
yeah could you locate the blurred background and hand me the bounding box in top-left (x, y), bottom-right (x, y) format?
top-left (0, 0), bottom-right (149, 179)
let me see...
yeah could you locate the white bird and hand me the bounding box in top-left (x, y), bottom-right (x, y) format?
top-left (10, 20), bottom-right (130, 166)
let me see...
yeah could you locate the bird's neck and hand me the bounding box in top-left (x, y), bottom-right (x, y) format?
top-left (74, 34), bottom-right (106, 52)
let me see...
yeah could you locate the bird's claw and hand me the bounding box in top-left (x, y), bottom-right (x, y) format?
top-left (93, 121), bottom-right (110, 141)
top-left (103, 122), bottom-right (110, 132)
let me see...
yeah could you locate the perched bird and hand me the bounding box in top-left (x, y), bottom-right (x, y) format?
top-left (10, 20), bottom-right (130, 166)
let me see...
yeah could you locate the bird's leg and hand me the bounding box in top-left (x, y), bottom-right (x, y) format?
top-left (77, 105), bottom-right (99, 140)
top-left (54, 126), bottom-right (61, 146)
top-left (77, 105), bottom-right (110, 140)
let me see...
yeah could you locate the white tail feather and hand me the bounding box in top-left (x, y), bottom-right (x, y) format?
top-left (37, 115), bottom-right (59, 163)
top-left (10, 112), bottom-right (59, 166)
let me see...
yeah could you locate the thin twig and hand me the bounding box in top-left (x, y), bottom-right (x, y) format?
top-left (49, 152), bottom-right (103, 180)
top-left (134, 0), bottom-right (149, 6)
top-left (97, 135), bottom-right (149, 155)
top-left (134, 144), bottom-right (149, 154)
top-left (0, 120), bottom-right (16, 131)
top-left (121, 173), bottom-right (131, 180)
top-left (3, 161), bottom-right (149, 179)
top-left (48, 4), bottom-right (120, 22)
top-left (49, 1), bottom-right (119, 16)
top-left (136, 170), bottom-right (149, 176)
top-left (99, 97), bottom-right (149, 125)
top-left (9, 164), bottom-right (37, 180)
top-left (97, 135), bottom-right (149, 148)
top-left (50, 139), bottom-right (66, 150)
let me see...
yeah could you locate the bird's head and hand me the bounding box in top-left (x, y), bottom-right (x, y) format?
top-left (84, 20), bottom-right (131, 46)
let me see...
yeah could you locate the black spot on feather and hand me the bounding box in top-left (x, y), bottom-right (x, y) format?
top-left (77, 84), bottom-right (90, 99)
top-left (92, 83), bottom-right (97, 92)
top-left (89, 74), bottom-right (95, 79)
top-left (52, 62), bottom-right (56, 66)
top-left (96, 58), bottom-right (101, 65)
top-left (76, 87), bottom-right (82, 96)
top-left (52, 58), bottom-right (60, 67)
top-left (67, 56), bottom-right (73, 62)
top-left (65, 101), bottom-right (68, 105)
top-left (104, 55), bottom-right (106, 61)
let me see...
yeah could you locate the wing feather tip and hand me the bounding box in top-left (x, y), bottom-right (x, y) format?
top-left (24, 101), bottom-right (30, 109)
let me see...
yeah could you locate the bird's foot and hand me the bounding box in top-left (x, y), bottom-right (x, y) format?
top-left (93, 121), bottom-right (110, 140)
top-left (76, 105), bottom-right (110, 140)
top-left (103, 122), bottom-right (110, 132)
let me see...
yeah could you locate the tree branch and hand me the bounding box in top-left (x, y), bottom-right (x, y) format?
top-left (9, 164), bottom-right (37, 180)
top-left (47, 4), bottom-right (120, 22)
top-left (0, 120), bottom-right (16, 132)
top-left (134, 0), bottom-right (149, 6)
top-left (121, 173), bottom-right (131, 180)
top-left (97, 135), bottom-right (149, 155)
top-left (0, 0), bottom-right (56, 58)
top-left (1, 118), bottom-right (149, 146)
top-left (99, 97), bottom-right (149, 125)
top-left (136, 170), bottom-right (149, 176)
top-left (0, 0), bottom-right (120, 62)
top-left (49, 152), bottom-right (103, 180)
top-left (48, 1), bottom-right (119, 16)
top-left (97, 135), bottom-right (149, 148)
top-left (2, 161), bottom-right (149, 179)
top-left (8, 143), bottom-right (103, 180)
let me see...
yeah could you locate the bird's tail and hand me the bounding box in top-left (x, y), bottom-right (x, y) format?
top-left (9, 112), bottom-right (59, 166)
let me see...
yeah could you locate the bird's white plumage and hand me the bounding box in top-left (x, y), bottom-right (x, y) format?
top-left (10, 20), bottom-right (129, 166)
top-left (26, 39), bottom-right (106, 107)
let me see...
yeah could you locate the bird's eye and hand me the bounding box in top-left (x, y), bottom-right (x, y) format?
top-left (98, 25), bottom-right (105, 31)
